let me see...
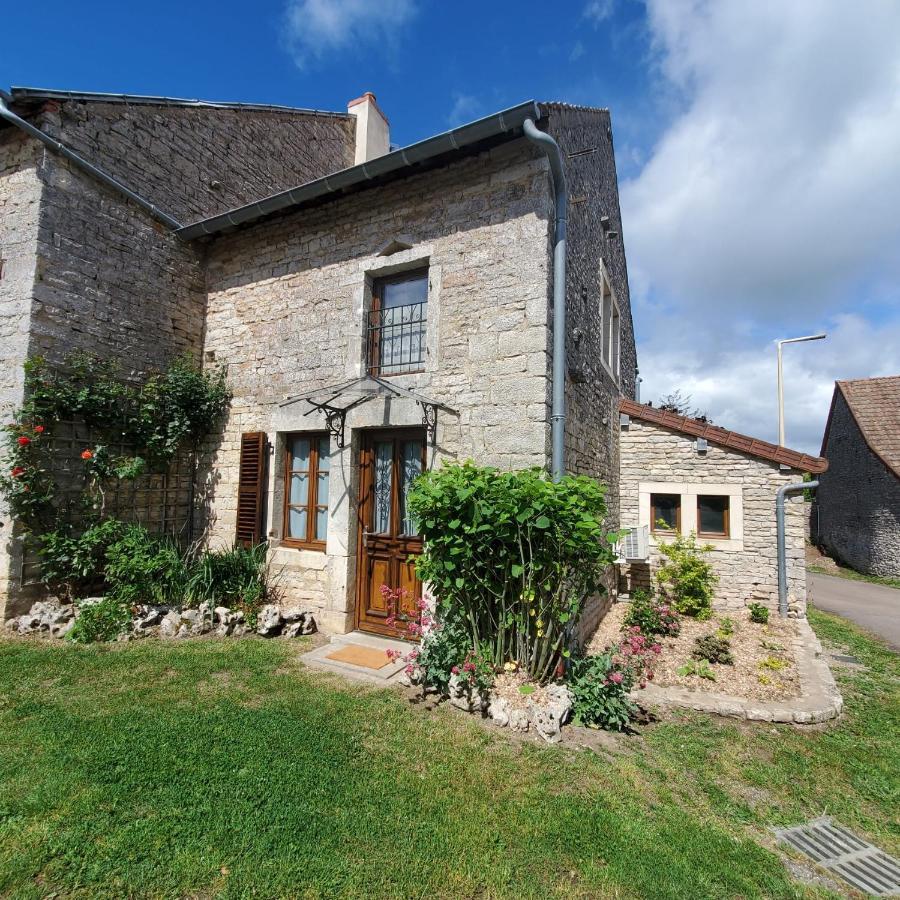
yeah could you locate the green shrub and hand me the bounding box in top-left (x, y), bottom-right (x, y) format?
top-left (692, 633), bottom-right (734, 665)
top-left (103, 524), bottom-right (188, 607)
top-left (655, 532), bottom-right (717, 620)
top-left (677, 659), bottom-right (716, 680)
top-left (415, 607), bottom-right (471, 695)
top-left (68, 596), bottom-right (132, 644)
top-left (622, 588), bottom-right (681, 637)
top-left (748, 602), bottom-right (769, 624)
top-left (37, 519), bottom-right (128, 601)
top-left (407, 464), bottom-right (616, 683)
top-left (716, 616), bottom-right (735, 637)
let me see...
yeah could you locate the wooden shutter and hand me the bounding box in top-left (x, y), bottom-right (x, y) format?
top-left (236, 432), bottom-right (267, 547)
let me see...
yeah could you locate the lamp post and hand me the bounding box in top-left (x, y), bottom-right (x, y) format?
top-left (776, 333), bottom-right (826, 446)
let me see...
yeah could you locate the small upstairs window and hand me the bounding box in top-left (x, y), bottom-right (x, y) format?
top-left (367, 269), bottom-right (428, 376)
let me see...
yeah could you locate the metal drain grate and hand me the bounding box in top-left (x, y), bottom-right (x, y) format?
top-left (776, 817), bottom-right (900, 896)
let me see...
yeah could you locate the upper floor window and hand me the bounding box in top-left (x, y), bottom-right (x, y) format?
top-left (600, 264), bottom-right (621, 379)
top-left (367, 269), bottom-right (428, 376)
top-left (283, 433), bottom-right (330, 550)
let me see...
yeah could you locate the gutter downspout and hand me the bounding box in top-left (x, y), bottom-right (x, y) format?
top-left (523, 117), bottom-right (567, 483)
top-left (777, 480), bottom-right (818, 618)
top-left (0, 96), bottom-right (182, 230)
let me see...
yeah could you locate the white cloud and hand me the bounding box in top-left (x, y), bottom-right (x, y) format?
top-left (622, 0), bottom-right (900, 453)
top-left (584, 0), bottom-right (615, 24)
top-left (284, 0), bottom-right (417, 69)
top-left (447, 93), bottom-right (480, 127)
top-left (570, 41), bottom-right (586, 62)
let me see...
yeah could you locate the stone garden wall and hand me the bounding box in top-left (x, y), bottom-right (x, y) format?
top-left (619, 418), bottom-right (809, 614)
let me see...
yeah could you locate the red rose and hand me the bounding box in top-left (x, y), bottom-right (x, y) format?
top-left (81, 449), bottom-right (93, 460)
top-left (33, 425), bottom-right (45, 434)
top-left (10, 466), bottom-right (25, 477)
top-left (17, 436), bottom-right (30, 447)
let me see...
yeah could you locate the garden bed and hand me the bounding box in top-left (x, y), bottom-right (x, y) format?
top-left (588, 602), bottom-right (802, 701)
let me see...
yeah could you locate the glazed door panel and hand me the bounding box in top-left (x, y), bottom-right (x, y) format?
top-left (356, 430), bottom-right (426, 637)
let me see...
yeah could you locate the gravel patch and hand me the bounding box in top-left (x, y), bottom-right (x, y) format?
top-left (587, 603), bottom-right (801, 701)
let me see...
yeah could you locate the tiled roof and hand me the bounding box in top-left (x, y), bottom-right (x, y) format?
top-left (826, 376), bottom-right (900, 479)
top-left (620, 398), bottom-right (829, 474)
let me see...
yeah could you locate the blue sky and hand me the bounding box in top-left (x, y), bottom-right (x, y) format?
top-left (4, 0), bottom-right (900, 453)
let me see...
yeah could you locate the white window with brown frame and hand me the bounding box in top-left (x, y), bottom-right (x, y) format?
top-left (282, 432), bottom-right (331, 551)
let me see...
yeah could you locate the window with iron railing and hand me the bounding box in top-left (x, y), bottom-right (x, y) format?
top-left (367, 270), bottom-right (428, 376)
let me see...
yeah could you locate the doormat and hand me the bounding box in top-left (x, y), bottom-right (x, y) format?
top-left (326, 644), bottom-right (392, 670)
top-left (775, 817), bottom-right (900, 896)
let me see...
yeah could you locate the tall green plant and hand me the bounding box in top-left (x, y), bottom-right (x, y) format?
top-left (655, 532), bottom-right (718, 620)
top-left (407, 464), bottom-right (616, 683)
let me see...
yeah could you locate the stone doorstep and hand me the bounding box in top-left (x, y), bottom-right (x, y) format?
top-left (635, 618), bottom-right (844, 724)
top-left (300, 631), bottom-right (412, 684)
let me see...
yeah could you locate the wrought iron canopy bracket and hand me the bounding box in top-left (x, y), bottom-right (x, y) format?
top-left (418, 400), bottom-right (439, 443)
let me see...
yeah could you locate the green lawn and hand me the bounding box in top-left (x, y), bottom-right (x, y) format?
top-left (1, 610), bottom-right (897, 899)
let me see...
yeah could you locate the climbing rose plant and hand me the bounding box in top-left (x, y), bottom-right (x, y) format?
top-left (406, 463), bottom-right (618, 684)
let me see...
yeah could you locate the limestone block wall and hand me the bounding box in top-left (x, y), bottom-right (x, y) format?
top-left (0, 129), bottom-right (43, 617)
top-left (619, 419), bottom-right (808, 614)
top-left (815, 391), bottom-right (900, 576)
top-left (201, 140), bottom-right (553, 631)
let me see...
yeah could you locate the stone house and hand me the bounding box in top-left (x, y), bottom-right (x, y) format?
top-left (0, 88), bottom-right (635, 634)
top-left (814, 376), bottom-right (900, 577)
top-left (618, 400), bottom-right (827, 616)
top-left (0, 85), bottom-right (819, 636)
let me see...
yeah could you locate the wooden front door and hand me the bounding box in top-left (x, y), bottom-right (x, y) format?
top-left (356, 429), bottom-right (427, 638)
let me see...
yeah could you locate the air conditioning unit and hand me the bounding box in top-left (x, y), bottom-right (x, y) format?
top-left (617, 525), bottom-right (649, 562)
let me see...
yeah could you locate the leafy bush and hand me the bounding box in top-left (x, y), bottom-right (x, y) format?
top-left (692, 633), bottom-right (734, 665)
top-left (622, 588), bottom-right (681, 637)
top-left (748, 602), bottom-right (769, 624)
top-left (37, 519), bottom-right (128, 601)
top-left (185, 542), bottom-right (273, 626)
top-left (407, 464), bottom-right (616, 683)
top-left (103, 524), bottom-right (188, 607)
top-left (68, 596), bottom-right (131, 644)
top-left (416, 609), bottom-right (471, 695)
top-left (655, 532), bottom-right (718, 620)
top-left (677, 659), bottom-right (716, 680)
top-left (569, 628), bottom-right (660, 731)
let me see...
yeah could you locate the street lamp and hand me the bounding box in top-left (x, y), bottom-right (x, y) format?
top-left (776, 333), bottom-right (827, 446)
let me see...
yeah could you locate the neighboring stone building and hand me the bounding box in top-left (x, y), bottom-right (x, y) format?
top-left (0, 88), bottom-right (636, 633)
top-left (814, 376), bottom-right (900, 577)
top-left (618, 400), bottom-right (828, 615)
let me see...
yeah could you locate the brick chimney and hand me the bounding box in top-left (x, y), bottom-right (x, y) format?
top-left (348, 92), bottom-right (390, 165)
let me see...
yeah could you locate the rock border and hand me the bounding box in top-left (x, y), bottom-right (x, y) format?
top-left (635, 618), bottom-right (843, 724)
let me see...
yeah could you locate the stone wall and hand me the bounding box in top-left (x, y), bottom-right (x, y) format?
top-left (32, 99), bottom-right (355, 224)
top-left (814, 391), bottom-right (900, 576)
top-left (0, 129), bottom-right (43, 617)
top-left (201, 139), bottom-right (553, 631)
top-left (544, 105), bottom-right (637, 530)
top-left (619, 418), bottom-right (808, 614)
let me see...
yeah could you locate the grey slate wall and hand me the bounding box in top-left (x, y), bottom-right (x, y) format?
top-left (815, 391), bottom-right (900, 576)
top-left (544, 105), bottom-right (637, 518)
top-left (33, 99), bottom-right (355, 224)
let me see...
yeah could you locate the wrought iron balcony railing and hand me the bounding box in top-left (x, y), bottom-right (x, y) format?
top-left (367, 300), bottom-right (427, 375)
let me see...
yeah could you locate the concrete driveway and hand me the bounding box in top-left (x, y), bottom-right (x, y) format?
top-left (808, 572), bottom-right (900, 651)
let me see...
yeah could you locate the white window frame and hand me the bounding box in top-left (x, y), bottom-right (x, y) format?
top-left (599, 261), bottom-right (621, 381)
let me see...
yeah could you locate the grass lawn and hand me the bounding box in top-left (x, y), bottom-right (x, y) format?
top-left (1, 609), bottom-right (897, 899)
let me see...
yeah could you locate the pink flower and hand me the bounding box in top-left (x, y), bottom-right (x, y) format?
top-left (386, 649), bottom-right (401, 661)
top-left (451, 665), bottom-right (460, 675)
top-left (610, 672), bottom-right (624, 685)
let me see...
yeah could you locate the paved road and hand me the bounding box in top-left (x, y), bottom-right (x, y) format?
top-left (808, 572), bottom-right (900, 651)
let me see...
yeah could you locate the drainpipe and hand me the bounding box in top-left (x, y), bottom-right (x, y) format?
top-left (0, 95), bottom-right (182, 230)
top-left (523, 117), bottom-right (567, 482)
top-left (777, 480), bottom-right (818, 617)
